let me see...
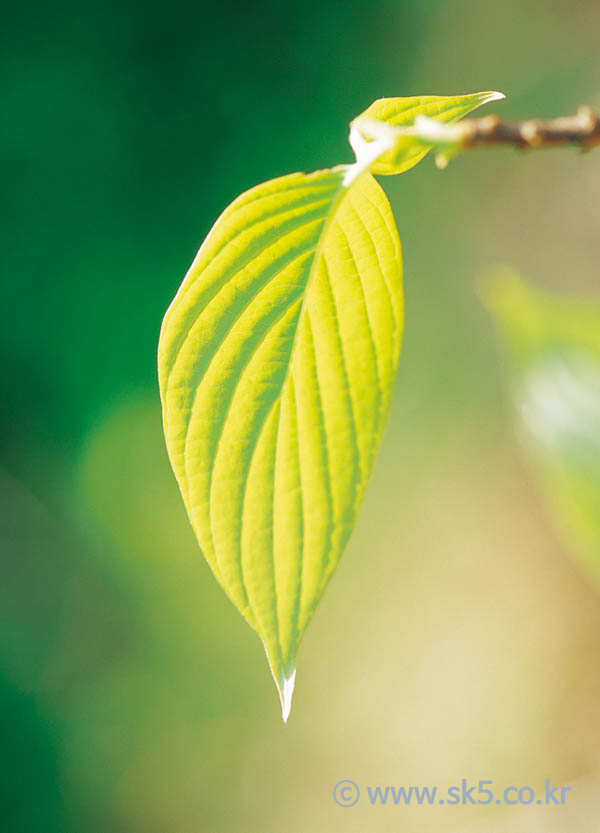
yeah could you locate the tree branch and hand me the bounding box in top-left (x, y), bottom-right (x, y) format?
top-left (352, 106), bottom-right (600, 171)
top-left (442, 106), bottom-right (600, 152)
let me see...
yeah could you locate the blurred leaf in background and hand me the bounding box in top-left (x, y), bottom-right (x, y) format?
top-left (484, 269), bottom-right (600, 580)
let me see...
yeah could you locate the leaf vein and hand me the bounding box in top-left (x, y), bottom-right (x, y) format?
top-left (334, 220), bottom-right (383, 456)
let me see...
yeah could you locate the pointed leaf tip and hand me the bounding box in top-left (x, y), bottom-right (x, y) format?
top-left (279, 669), bottom-right (296, 723)
top-left (481, 90), bottom-right (506, 103)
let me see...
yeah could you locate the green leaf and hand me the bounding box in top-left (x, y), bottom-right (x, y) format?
top-left (483, 268), bottom-right (600, 579)
top-left (351, 91), bottom-right (504, 175)
top-left (158, 165), bottom-right (403, 719)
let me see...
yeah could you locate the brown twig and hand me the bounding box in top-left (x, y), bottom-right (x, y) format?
top-left (453, 106), bottom-right (600, 151)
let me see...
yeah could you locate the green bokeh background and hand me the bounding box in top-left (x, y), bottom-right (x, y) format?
top-left (2, 1), bottom-right (600, 831)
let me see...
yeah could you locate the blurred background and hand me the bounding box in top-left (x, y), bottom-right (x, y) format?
top-left (2, 0), bottom-right (600, 831)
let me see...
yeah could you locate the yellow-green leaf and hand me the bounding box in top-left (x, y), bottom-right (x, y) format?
top-left (351, 91), bottom-right (504, 175)
top-left (483, 268), bottom-right (600, 580)
top-left (158, 166), bottom-right (403, 719)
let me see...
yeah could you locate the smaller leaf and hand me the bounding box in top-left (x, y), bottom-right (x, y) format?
top-left (483, 268), bottom-right (600, 579)
top-left (351, 91), bottom-right (504, 175)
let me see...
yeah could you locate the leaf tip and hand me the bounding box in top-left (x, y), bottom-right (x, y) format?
top-left (482, 90), bottom-right (506, 104)
top-left (278, 668), bottom-right (296, 723)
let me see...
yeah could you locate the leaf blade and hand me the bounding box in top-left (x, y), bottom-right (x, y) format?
top-left (351, 91), bottom-right (504, 175)
top-left (158, 168), bottom-right (403, 717)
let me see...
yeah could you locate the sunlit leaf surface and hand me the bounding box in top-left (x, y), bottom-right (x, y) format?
top-left (158, 167), bottom-right (403, 718)
top-left (351, 91), bottom-right (504, 175)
